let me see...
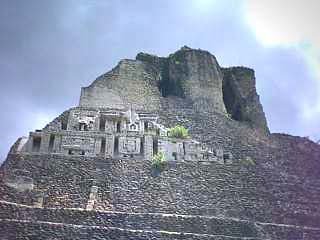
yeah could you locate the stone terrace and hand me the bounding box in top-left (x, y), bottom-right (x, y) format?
top-left (1, 201), bottom-right (320, 239)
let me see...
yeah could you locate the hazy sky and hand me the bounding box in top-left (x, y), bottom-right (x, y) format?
top-left (1, 0), bottom-right (319, 162)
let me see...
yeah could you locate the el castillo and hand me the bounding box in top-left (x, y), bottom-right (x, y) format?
top-left (1, 46), bottom-right (320, 239)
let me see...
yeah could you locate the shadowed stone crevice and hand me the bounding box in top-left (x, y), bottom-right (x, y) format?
top-left (137, 46), bottom-right (228, 114)
top-left (222, 67), bottom-right (269, 134)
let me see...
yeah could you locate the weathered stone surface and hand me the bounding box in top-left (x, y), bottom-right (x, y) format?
top-left (80, 46), bottom-right (269, 133)
top-left (222, 67), bottom-right (269, 133)
top-left (137, 46), bottom-right (227, 114)
top-left (1, 46), bottom-right (320, 239)
top-left (2, 200), bottom-right (320, 240)
top-left (80, 59), bottom-right (161, 111)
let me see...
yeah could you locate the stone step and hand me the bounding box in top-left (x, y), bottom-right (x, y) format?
top-left (1, 200), bottom-right (320, 239)
top-left (0, 218), bottom-right (263, 240)
top-left (0, 200), bottom-right (260, 238)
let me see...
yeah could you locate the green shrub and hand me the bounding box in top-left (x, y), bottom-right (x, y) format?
top-left (167, 125), bottom-right (189, 139)
top-left (152, 151), bottom-right (167, 170)
top-left (240, 157), bottom-right (256, 166)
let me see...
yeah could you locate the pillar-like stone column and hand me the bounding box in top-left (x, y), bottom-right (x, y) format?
top-left (105, 135), bottom-right (114, 157)
top-left (94, 138), bottom-right (102, 156)
top-left (144, 135), bottom-right (153, 160)
top-left (39, 133), bottom-right (50, 153)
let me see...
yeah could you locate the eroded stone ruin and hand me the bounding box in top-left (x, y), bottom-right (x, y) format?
top-left (17, 107), bottom-right (231, 164)
top-left (1, 46), bottom-right (320, 239)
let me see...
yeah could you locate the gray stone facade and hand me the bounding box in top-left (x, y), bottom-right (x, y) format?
top-left (1, 46), bottom-right (320, 239)
top-left (16, 107), bottom-right (232, 165)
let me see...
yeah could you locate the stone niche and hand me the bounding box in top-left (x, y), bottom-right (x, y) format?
top-left (61, 136), bottom-right (96, 156)
top-left (158, 139), bottom-right (184, 161)
top-left (184, 140), bottom-right (203, 161)
top-left (118, 137), bottom-right (141, 156)
top-left (68, 109), bottom-right (99, 132)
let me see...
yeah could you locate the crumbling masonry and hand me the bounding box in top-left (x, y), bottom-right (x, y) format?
top-left (1, 46), bottom-right (320, 240)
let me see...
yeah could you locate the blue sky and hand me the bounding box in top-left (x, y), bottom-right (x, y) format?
top-left (0, 0), bottom-right (319, 162)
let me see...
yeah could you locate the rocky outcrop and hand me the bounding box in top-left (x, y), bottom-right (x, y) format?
top-left (222, 67), bottom-right (269, 133)
top-left (79, 59), bottom-right (161, 111)
top-left (137, 47), bottom-right (268, 133)
top-left (137, 46), bottom-right (227, 114)
top-left (80, 46), bottom-right (268, 133)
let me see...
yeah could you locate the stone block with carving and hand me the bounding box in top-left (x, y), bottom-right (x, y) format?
top-left (119, 137), bottom-right (141, 154)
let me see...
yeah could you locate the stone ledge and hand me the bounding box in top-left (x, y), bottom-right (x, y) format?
top-left (1, 200), bottom-right (320, 240)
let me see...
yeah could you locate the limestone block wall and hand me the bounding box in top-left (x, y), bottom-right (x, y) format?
top-left (60, 135), bottom-right (96, 155)
top-left (79, 60), bottom-right (161, 111)
top-left (105, 135), bottom-right (114, 157)
top-left (2, 153), bottom-right (320, 229)
top-left (118, 136), bottom-right (141, 155)
top-left (67, 109), bottom-right (100, 131)
top-left (8, 137), bottom-right (28, 154)
top-left (2, 201), bottom-right (320, 239)
top-left (143, 135), bottom-right (153, 161)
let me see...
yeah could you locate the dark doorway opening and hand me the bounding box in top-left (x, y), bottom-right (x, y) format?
top-left (153, 138), bottom-right (158, 155)
top-left (116, 121), bottom-right (121, 133)
top-left (61, 121), bottom-right (68, 130)
top-left (140, 138), bottom-right (144, 154)
top-left (100, 138), bottom-right (106, 154)
top-left (48, 134), bottom-right (55, 152)
top-left (32, 137), bottom-right (41, 152)
top-left (99, 117), bottom-right (106, 131)
top-left (172, 152), bottom-right (177, 160)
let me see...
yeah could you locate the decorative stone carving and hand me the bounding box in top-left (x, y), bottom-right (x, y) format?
top-left (128, 122), bottom-right (140, 132)
top-left (119, 137), bottom-right (141, 155)
top-left (68, 110), bottom-right (99, 131)
top-left (125, 108), bottom-right (140, 123)
top-left (105, 119), bottom-right (115, 133)
top-left (20, 106), bottom-right (233, 164)
top-left (144, 135), bottom-right (153, 160)
top-left (61, 136), bottom-right (95, 155)
top-left (215, 149), bottom-right (224, 164)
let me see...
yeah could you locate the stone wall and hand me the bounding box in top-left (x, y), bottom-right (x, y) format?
top-left (1, 46), bottom-right (320, 239)
top-left (2, 152), bottom-right (320, 229)
top-left (79, 46), bottom-right (269, 133)
top-left (79, 60), bottom-right (161, 111)
top-left (136, 46), bottom-right (269, 134)
top-left (1, 201), bottom-right (320, 240)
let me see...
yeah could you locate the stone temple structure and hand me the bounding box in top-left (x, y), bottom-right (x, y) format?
top-left (1, 46), bottom-right (320, 239)
top-left (16, 105), bottom-right (232, 165)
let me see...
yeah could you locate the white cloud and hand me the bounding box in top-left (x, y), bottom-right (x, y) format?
top-left (244, 0), bottom-right (319, 46)
top-left (244, 0), bottom-right (320, 118)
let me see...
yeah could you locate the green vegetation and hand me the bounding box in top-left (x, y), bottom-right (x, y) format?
top-left (169, 54), bottom-right (182, 65)
top-left (226, 113), bottom-right (232, 119)
top-left (152, 151), bottom-right (167, 170)
top-left (167, 125), bottom-right (189, 139)
top-left (240, 157), bottom-right (256, 167)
